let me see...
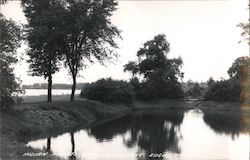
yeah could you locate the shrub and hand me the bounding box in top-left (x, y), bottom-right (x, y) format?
top-left (80, 78), bottom-right (134, 104)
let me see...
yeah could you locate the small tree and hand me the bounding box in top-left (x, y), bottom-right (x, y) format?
top-left (124, 34), bottom-right (184, 99)
top-left (0, 14), bottom-right (23, 109)
top-left (59, 0), bottom-right (121, 101)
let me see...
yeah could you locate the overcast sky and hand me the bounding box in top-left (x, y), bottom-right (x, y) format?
top-left (1, 0), bottom-right (249, 85)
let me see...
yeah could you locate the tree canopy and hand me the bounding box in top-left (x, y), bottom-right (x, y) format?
top-left (227, 56), bottom-right (250, 80)
top-left (124, 34), bottom-right (184, 99)
top-left (22, 0), bottom-right (65, 78)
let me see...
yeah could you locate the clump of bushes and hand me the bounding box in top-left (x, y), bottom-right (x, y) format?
top-left (80, 78), bottom-right (134, 104)
top-left (128, 77), bottom-right (184, 100)
top-left (203, 79), bottom-right (240, 102)
top-left (136, 80), bottom-right (184, 100)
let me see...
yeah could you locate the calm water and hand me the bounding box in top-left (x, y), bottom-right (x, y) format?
top-left (26, 110), bottom-right (249, 160)
top-left (24, 89), bottom-right (81, 96)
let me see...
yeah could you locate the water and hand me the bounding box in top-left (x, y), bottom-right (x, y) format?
top-left (26, 110), bottom-right (249, 160)
top-left (24, 89), bottom-right (81, 96)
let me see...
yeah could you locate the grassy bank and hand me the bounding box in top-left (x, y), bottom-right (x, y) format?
top-left (1, 98), bottom-right (131, 160)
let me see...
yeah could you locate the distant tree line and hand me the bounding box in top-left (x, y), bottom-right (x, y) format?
top-left (22, 83), bottom-right (86, 90)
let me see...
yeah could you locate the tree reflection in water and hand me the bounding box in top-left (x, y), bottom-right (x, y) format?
top-left (203, 111), bottom-right (242, 140)
top-left (46, 137), bottom-right (51, 153)
top-left (69, 132), bottom-right (76, 160)
top-left (88, 110), bottom-right (184, 160)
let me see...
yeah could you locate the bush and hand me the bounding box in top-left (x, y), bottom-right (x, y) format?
top-left (80, 78), bottom-right (134, 104)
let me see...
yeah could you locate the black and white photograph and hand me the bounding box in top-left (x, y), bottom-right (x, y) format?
top-left (0, 0), bottom-right (249, 159)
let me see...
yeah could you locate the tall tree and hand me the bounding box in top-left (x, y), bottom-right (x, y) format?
top-left (0, 13), bottom-right (23, 109)
top-left (21, 0), bottom-right (65, 102)
top-left (59, 0), bottom-right (121, 101)
top-left (124, 34), bottom-right (184, 99)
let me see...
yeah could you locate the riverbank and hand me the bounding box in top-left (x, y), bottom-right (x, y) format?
top-left (1, 96), bottom-right (249, 160)
top-left (1, 99), bottom-right (131, 160)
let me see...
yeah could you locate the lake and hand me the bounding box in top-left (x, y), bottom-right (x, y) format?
top-left (24, 89), bottom-right (81, 96)
top-left (26, 109), bottom-right (249, 160)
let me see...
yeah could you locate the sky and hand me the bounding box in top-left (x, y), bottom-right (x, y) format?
top-left (0, 0), bottom-right (249, 85)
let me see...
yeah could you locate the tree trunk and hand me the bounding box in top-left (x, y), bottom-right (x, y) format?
top-left (48, 74), bottom-right (52, 102)
top-left (70, 132), bottom-right (75, 159)
top-left (70, 75), bottom-right (76, 102)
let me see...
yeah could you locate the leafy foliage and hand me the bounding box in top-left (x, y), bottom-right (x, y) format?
top-left (80, 78), bottom-right (134, 104)
top-left (204, 56), bottom-right (249, 102)
top-left (21, 0), bottom-right (66, 101)
top-left (185, 82), bottom-right (204, 98)
top-left (22, 0), bottom-right (65, 78)
top-left (204, 79), bottom-right (240, 102)
top-left (237, 22), bottom-right (250, 45)
top-left (124, 34), bottom-right (184, 100)
top-left (228, 56), bottom-right (249, 80)
top-left (0, 14), bottom-right (23, 108)
top-left (55, 0), bottom-right (122, 101)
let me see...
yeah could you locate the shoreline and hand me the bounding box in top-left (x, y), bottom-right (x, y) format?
top-left (1, 95), bottom-right (249, 160)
